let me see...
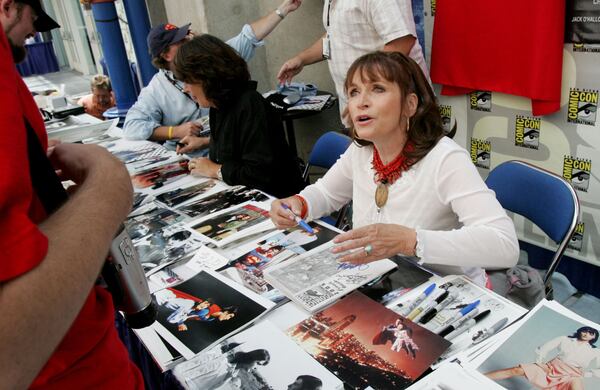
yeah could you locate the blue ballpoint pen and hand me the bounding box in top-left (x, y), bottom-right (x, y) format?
top-left (432, 300), bottom-right (480, 334)
top-left (281, 203), bottom-right (315, 234)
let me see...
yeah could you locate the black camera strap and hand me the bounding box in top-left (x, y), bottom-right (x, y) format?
top-left (25, 117), bottom-right (68, 215)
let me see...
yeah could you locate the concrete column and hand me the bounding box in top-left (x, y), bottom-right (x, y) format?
top-left (123, 0), bottom-right (156, 86)
top-left (91, 0), bottom-right (137, 115)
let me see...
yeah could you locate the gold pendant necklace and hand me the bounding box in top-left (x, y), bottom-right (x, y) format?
top-left (375, 180), bottom-right (389, 211)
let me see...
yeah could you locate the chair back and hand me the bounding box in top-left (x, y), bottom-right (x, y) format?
top-left (485, 160), bottom-right (580, 292)
top-left (303, 131), bottom-right (352, 228)
top-left (303, 131), bottom-right (352, 181)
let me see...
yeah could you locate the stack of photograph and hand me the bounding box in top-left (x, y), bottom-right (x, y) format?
top-left (90, 133), bottom-right (600, 390)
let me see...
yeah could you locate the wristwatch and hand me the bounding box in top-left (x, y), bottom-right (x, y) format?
top-left (275, 8), bottom-right (285, 19)
top-left (216, 167), bottom-right (223, 181)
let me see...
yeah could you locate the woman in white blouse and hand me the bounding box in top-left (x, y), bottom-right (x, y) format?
top-left (485, 326), bottom-right (600, 389)
top-left (270, 51), bottom-right (519, 286)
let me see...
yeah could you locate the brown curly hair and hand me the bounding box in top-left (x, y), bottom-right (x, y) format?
top-left (173, 34), bottom-right (250, 108)
top-left (343, 51), bottom-right (450, 166)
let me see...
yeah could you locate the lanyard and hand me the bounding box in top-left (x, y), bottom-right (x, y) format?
top-left (326, 0), bottom-right (332, 27)
top-left (163, 70), bottom-right (199, 108)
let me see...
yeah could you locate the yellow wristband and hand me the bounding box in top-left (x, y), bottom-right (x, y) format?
top-left (168, 126), bottom-right (174, 139)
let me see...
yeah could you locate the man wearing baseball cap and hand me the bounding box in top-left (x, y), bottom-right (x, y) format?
top-left (1, 0), bottom-right (143, 388)
top-left (123, 0), bottom-right (302, 155)
top-left (4, 0), bottom-right (58, 62)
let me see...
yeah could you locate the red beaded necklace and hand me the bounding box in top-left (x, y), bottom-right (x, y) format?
top-left (371, 141), bottom-right (414, 209)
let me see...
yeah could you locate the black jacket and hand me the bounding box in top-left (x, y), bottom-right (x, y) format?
top-left (208, 81), bottom-right (305, 198)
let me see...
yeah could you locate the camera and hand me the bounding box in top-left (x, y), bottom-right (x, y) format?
top-left (103, 224), bottom-right (157, 328)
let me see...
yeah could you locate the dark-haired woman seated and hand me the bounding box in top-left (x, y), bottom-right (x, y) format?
top-left (173, 34), bottom-right (304, 198)
top-left (270, 51), bottom-right (519, 285)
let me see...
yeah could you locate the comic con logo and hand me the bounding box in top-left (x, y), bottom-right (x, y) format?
top-left (430, 0), bottom-right (436, 16)
top-left (573, 43), bottom-right (600, 53)
top-left (563, 156), bottom-right (592, 192)
top-left (439, 105), bottom-right (452, 133)
top-left (469, 91), bottom-right (491, 112)
top-left (470, 138), bottom-right (491, 169)
top-left (567, 88), bottom-right (598, 126)
top-left (514, 116), bottom-right (541, 150)
top-left (567, 222), bottom-right (585, 252)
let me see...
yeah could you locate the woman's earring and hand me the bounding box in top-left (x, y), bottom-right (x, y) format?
top-left (406, 117), bottom-right (410, 133)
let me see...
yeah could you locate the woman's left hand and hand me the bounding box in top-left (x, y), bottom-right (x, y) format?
top-left (188, 157), bottom-right (220, 178)
top-left (331, 223), bottom-right (417, 264)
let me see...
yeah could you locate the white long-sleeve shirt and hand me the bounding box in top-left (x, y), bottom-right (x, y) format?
top-left (300, 136), bottom-right (519, 285)
top-left (536, 336), bottom-right (600, 377)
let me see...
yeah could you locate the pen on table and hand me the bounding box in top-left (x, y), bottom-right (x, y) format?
top-left (399, 283), bottom-right (436, 316)
top-left (432, 300), bottom-right (480, 334)
top-left (444, 309), bottom-right (492, 340)
top-left (281, 203), bottom-right (315, 234)
top-left (472, 317), bottom-right (509, 345)
top-left (408, 289), bottom-right (448, 321)
top-left (419, 291), bottom-right (458, 325)
top-left (438, 308), bottom-right (481, 337)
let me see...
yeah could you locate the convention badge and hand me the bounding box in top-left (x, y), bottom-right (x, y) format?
top-left (322, 34), bottom-right (331, 60)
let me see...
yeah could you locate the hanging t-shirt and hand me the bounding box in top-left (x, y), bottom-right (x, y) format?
top-left (430, 1), bottom-right (565, 116)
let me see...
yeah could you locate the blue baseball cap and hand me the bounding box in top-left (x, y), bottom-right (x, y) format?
top-left (147, 23), bottom-right (191, 58)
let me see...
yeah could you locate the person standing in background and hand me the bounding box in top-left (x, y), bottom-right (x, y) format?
top-left (277, 0), bottom-right (428, 124)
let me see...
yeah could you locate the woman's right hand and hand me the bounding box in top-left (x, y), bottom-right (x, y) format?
top-left (270, 196), bottom-right (304, 230)
top-left (176, 135), bottom-right (210, 154)
top-left (175, 121), bottom-right (202, 139)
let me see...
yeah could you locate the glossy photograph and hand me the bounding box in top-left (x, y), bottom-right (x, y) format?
top-left (287, 292), bottom-right (450, 389)
top-left (153, 270), bottom-right (273, 356)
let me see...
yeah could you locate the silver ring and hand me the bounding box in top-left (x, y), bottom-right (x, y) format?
top-left (364, 244), bottom-right (373, 256)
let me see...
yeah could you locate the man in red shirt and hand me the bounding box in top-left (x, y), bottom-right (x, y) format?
top-left (0, 0), bottom-right (143, 388)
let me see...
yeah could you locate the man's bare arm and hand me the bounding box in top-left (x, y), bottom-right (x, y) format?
top-left (276, 34), bottom-right (325, 85)
top-left (249, 0), bottom-right (302, 41)
top-left (383, 35), bottom-right (416, 55)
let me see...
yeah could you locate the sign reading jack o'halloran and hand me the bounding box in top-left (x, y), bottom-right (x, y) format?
top-left (563, 155), bottom-right (592, 192)
top-left (514, 115), bottom-right (541, 150)
top-left (567, 88), bottom-right (598, 126)
top-left (470, 138), bottom-right (491, 169)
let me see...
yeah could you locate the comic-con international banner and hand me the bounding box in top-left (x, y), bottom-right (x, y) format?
top-left (423, 1), bottom-right (600, 268)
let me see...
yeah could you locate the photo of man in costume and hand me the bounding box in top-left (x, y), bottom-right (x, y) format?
top-left (155, 288), bottom-right (237, 331)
